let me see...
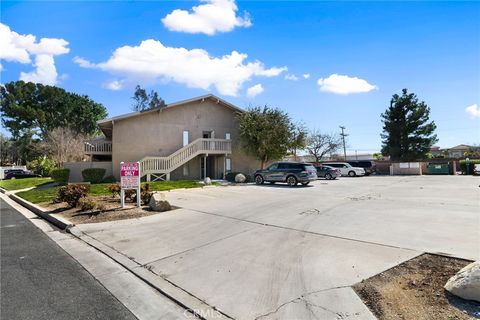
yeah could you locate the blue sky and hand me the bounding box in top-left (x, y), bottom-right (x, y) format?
top-left (1, 0), bottom-right (479, 153)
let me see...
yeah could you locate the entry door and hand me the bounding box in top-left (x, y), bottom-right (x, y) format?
top-left (200, 156), bottom-right (215, 179)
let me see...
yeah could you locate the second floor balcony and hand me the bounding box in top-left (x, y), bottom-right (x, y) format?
top-left (84, 139), bottom-right (112, 155)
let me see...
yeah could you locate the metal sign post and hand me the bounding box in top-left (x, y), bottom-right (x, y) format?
top-left (120, 161), bottom-right (141, 208)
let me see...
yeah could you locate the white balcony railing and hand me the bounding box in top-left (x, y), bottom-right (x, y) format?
top-left (84, 140), bottom-right (112, 155)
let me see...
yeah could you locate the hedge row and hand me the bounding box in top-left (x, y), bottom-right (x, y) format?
top-left (82, 168), bottom-right (106, 184)
top-left (459, 159), bottom-right (480, 175)
top-left (50, 169), bottom-right (70, 184)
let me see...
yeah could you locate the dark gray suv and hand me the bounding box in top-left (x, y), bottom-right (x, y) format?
top-left (254, 162), bottom-right (317, 187)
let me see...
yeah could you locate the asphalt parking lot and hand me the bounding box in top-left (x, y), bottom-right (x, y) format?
top-left (75, 175), bottom-right (479, 319)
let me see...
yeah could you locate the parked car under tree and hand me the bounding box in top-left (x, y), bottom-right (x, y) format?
top-left (4, 169), bottom-right (41, 179)
top-left (347, 160), bottom-right (376, 175)
top-left (254, 162), bottom-right (317, 187)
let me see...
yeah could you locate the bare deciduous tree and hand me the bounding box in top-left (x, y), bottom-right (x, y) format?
top-left (44, 127), bottom-right (87, 165)
top-left (305, 130), bottom-right (342, 164)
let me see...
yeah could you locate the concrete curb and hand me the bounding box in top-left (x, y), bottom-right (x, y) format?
top-left (68, 226), bottom-right (233, 320)
top-left (7, 192), bottom-right (74, 230)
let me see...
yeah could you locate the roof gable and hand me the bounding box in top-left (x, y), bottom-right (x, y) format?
top-left (449, 144), bottom-right (471, 150)
top-left (97, 94), bottom-right (244, 138)
top-left (98, 94), bottom-right (243, 125)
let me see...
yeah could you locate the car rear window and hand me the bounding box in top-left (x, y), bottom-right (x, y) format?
top-left (348, 161), bottom-right (373, 168)
top-left (303, 165), bottom-right (316, 171)
top-left (289, 163), bottom-right (304, 170)
top-left (325, 163), bottom-right (341, 168)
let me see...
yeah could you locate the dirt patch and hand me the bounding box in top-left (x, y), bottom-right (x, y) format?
top-left (41, 196), bottom-right (176, 224)
top-left (353, 253), bottom-right (479, 320)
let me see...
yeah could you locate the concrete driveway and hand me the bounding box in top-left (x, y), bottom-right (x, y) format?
top-left (75, 176), bottom-right (479, 319)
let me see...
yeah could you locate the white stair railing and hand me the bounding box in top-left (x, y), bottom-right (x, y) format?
top-left (140, 138), bottom-right (231, 178)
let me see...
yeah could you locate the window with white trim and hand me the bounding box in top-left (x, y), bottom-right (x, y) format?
top-left (183, 131), bottom-right (189, 146)
top-left (226, 158), bottom-right (232, 171)
top-left (225, 133), bottom-right (231, 140)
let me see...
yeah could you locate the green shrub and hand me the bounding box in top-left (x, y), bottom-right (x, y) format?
top-left (79, 197), bottom-right (107, 212)
top-left (56, 184), bottom-right (90, 207)
top-left (225, 172), bottom-right (240, 182)
top-left (129, 184), bottom-right (153, 205)
top-left (51, 169), bottom-right (70, 184)
top-left (459, 159), bottom-right (480, 174)
top-left (102, 175), bottom-right (116, 183)
top-left (78, 197), bottom-right (96, 211)
top-left (27, 156), bottom-right (56, 177)
top-left (124, 189), bottom-right (136, 201)
top-left (82, 168), bottom-right (106, 184)
top-left (107, 183), bottom-right (121, 197)
top-left (140, 184), bottom-right (153, 205)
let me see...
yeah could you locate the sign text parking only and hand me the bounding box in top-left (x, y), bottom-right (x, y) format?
top-left (120, 161), bottom-right (140, 207)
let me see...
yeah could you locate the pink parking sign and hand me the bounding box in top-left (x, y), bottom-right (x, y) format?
top-left (120, 162), bottom-right (141, 207)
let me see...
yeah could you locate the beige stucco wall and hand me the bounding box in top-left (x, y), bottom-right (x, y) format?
top-left (64, 161), bottom-right (113, 182)
top-left (110, 99), bottom-right (260, 179)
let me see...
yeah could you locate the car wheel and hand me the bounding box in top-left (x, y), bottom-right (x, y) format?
top-left (301, 182), bottom-right (309, 186)
top-left (255, 175), bottom-right (264, 185)
top-left (325, 173), bottom-right (332, 180)
top-left (348, 171), bottom-right (356, 177)
top-left (286, 175), bottom-right (298, 187)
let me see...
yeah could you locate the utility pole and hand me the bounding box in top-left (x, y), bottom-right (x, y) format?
top-left (339, 126), bottom-right (348, 161)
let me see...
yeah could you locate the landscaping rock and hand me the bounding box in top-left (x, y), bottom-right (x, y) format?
top-left (148, 193), bottom-right (171, 212)
top-left (444, 261), bottom-right (480, 302)
top-left (204, 177), bottom-right (212, 185)
top-left (235, 173), bottom-right (246, 183)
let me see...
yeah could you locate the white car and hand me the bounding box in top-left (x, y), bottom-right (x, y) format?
top-left (474, 163), bottom-right (480, 175)
top-left (323, 162), bottom-right (366, 177)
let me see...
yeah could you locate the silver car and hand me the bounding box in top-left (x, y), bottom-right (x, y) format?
top-left (322, 162), bottom-right (365, 177)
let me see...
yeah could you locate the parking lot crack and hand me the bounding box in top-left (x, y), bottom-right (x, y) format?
top-left (187, 208), bottom-right (419, 254)
top-left (254, 285), bottom-right (351, 320)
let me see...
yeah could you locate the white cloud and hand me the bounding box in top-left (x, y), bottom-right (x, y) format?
top-left (317, 74), bottom-right (377, 94)
top-left (20, 55), bottom-right (58, 84)
top-left (103, 79), bottom-right (124, 91)
top-left (162, 0), bottom-right (251, 35)
top-left (73, 56), bottom-right (96, 68)
top-left (303, 73), bottom-right (310, 79)
top-left (465, 104), bottom-right (480, 118)
top-left (0, 23), bottom-right (33, 64)
top-left (75, 39), bottom-right (286, 96)
top-left (0, 23), bottom-right (69, 85)
top-left (284, 74), bottom-right (299, 81)
top-left (246, 83), bottom-right (263, 97)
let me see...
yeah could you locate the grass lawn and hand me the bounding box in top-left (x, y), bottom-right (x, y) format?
top-left (16, 180), bottom-right (205, 204)
top-left (0, 177), bottom-right (53, 191)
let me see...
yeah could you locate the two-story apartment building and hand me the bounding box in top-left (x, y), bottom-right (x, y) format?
top-left (76, 94), bottom-right (261, 182)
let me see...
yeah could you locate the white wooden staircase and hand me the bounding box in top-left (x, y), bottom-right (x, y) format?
top-left (140, 138), bottom-right (231, 181)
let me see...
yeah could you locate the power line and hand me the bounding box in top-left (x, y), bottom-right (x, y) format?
top-left (339, 126), bottom-right (349, 161)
